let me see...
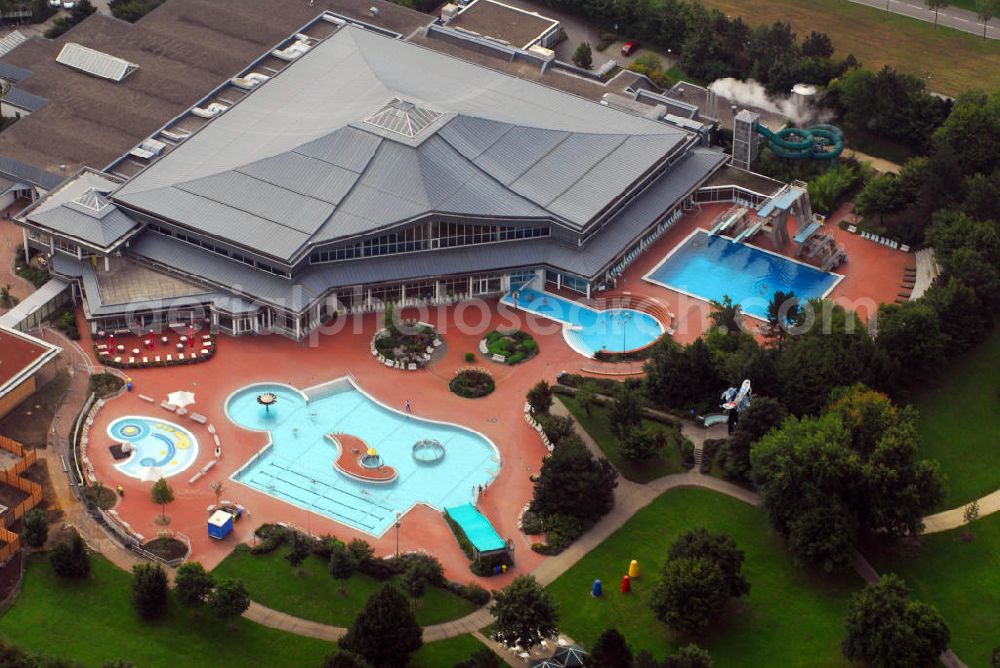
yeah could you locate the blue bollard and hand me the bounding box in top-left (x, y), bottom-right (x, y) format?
top-left (591, 579), bottom-right (602, 597)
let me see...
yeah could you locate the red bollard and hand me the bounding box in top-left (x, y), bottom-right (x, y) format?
top-left (621, 575), bottom-right (631, 593)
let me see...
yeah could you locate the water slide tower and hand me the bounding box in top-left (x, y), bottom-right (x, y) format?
top-left (732, 109), bottom-right (760, 171)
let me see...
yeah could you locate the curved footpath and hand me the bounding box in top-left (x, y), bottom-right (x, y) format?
top-left (33, 332), bottom-right (972, 665)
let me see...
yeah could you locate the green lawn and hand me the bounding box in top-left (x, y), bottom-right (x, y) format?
top-left (410, 634), bottom-right (486, 667)
top-left (212, 546), bottom-right (476, 627)
top-left (868, 510), bottom-right (1000, 667)
top-left (547, 488), bottom-right (861, 665)
top-left (697, 0), bottom-right (1000, 95)
top-left (558, 396), bottom-right (685, 483)
top-left (843, 126), bottom-right (916, 166)
top-left (907, 332), bottom-right (1000, 507)
top-left (0, 554), bottom-right (334, 668)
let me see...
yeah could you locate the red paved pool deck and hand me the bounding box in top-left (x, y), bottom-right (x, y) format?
top-left (588, 202), bottom-right (914, 344)
top-left (82, 202), bottom-right (913, 586)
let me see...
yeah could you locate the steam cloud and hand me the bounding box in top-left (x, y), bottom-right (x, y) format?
top-left (707, 78), bottom-right (817, 125)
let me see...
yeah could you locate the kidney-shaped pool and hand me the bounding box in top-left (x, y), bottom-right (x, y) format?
top-left (226, 378), bottom-right (500, 536)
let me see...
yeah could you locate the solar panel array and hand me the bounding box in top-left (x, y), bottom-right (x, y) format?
top-left (56, 43), bottom-right (139, 83)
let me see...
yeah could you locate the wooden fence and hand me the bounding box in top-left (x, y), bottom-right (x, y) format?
top-left (0, 435), bottom-right (44, 564)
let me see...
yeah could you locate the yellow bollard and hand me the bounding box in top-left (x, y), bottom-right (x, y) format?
top-left (628, 559), bottom-right (640, 578)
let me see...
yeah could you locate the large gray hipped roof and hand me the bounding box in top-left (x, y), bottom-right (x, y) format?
top-left (123, 148), bottom-right (726, 312)
top-left (115, 25), bottom-right (687, 262)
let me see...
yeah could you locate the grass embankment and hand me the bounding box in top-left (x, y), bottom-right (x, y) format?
top-left (698, 0), bottom-right (1000, 95)
top-left (869, 510), bottom-right (1000, 667)
top-left (0, 554), bottom-right (334, 667)
top-left (212, 546), bottom-right (476, 627)
top-left (547, 488), bottom-right (860, 665)
top-left (907, 332), bottom-right (1000, 507)
top-left (557, 395), bottom-right (685, 483)
top-left (410, 634), bottom-right (487, 667)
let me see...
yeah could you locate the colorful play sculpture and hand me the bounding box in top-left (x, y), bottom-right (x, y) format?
top-left (592, 579), bottom-right (602, 597)
top-left (621, 575), bottom-right (631, 593)
top-left (628, 559), bottom-right (640, 578)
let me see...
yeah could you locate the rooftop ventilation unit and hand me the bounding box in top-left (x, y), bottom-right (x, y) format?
top-left (364, 98), bottom-right (442, 139)
top-left (56, 43), bottom-right (138, 82)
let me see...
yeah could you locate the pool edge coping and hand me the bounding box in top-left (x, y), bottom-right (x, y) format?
top-left (641, 228), bottom-right (846, 322)
top-left (499, 290), bottom-right (665, 358)
top-left (221, 377), bottom-right (504, 539)
top-left (107, 415), bottom-right (202, 480)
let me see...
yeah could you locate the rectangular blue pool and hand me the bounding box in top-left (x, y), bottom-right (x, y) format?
top-left (644, 230), bottom-right (842, 319)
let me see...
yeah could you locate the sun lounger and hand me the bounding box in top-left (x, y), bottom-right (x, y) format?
top-left (178, 353), bottom-right (185, 361)
top-left (166, 354), bottom-right (173, 362)
top-left (190, 413), bottom-right (207, 424)
top-left (847, 225), bottom-right (857, 233)
top-left (139, 394), bottom-right (154, 403)
top-left (160, 402), bottom-right (177, 411)
top-left (142, 357), bottom-right (149, 364)
top-left (155, 356), bottom-right (161, 363)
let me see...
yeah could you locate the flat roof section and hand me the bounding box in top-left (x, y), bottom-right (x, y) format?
top-left (0, 327), bottom-right (60, 395)
top-left (448, 0), bottom-right (558, 49)
top-left (94, 256), bottom-right (208, 306)
top-left (0, 0), bottom-right (433, 175)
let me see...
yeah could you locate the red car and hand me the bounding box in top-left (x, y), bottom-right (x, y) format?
top-left (620, 41), bottom-right (639, 57)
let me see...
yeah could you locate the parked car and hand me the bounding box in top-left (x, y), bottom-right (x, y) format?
top-left (48, 0), bottom-right (61, 7)
top-left (620, 41), bottom-right (639, 57)
top-left (62, 0), bottom-right (76, 8)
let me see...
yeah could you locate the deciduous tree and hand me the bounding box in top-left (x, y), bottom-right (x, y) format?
top-left (590, 628), bottom-right (633, 668)
top-left (842, 573), bottom-right (949, 666)
top-left (175, 561), bottom-right (215, 608)
top-left (208, 578), bottom-right (251, 622)
top-left (131, 563), bottom-right (168, 620)
top-left (339, 585), bottom-right (423, 667)
top-left (490, 575), bottom-right (558, 650)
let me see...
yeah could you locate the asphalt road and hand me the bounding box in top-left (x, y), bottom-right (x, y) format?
top-left (848, 0), bottom-right (999, 39)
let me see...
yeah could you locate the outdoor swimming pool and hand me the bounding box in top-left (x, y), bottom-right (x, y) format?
top-left (500, 288), bottom-right (663, 356)
top-left (644, 230), bottom-right (843, 319)
top-left (108, 416), bottom-right (200, 480)
top-left (226, 379), bottom-right (499, 536)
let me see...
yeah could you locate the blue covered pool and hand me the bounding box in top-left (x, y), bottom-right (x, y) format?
top-left (500, 288), bottom-right (663, 356)
top-left (226, 379), bottom-right (499, 537)
top-left (644, 230), bottom-right (842, 319)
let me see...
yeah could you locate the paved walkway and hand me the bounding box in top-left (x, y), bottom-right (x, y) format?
top-left (0, 218), bottom-right (36, 316)
top-left (27, 328), bottom-right (975, 666)
top-left (923, 487), bottom-right (1000, 534)
top-left (847, 0), bottom-right (999, 40)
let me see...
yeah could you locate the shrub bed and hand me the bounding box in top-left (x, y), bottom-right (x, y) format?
top-left (14, 249), bottom-right (49, 289)
top-left (88, 372), bottom-right (124, 399)
top-left (449, 368), bottom-right (495, 398)
top-left (680, 440), bottom-right (696, 469)
top-left (700, 438), bottom-right (727, 474)
top-left (142, 536), bottom-right (187, 562)
top-left (482, 330), bottom-right (538, 365)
